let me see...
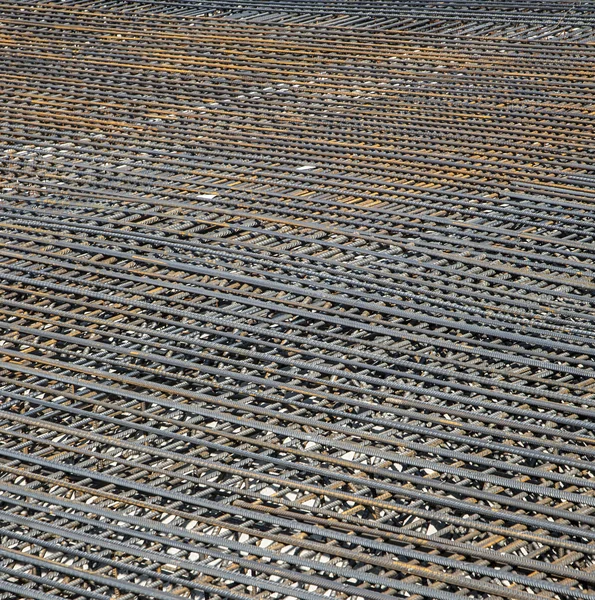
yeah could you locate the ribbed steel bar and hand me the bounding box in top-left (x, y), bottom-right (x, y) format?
top-left (18, 0), bottom-right (595, 39)
top-left (1, 1), bottom-right (595, 599)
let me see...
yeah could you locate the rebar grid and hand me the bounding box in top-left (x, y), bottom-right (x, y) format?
top-left (1, 1), bottom-right (595, 599)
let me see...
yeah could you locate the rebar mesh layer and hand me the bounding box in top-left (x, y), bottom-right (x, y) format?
top-left (1, 1), bottom-right (595, 599)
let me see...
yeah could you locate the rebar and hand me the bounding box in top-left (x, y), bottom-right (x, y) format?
top-left (1, 1), bottom-right (595, 599)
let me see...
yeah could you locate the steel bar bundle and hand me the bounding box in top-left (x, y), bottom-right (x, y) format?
top-left (1, 1), bottom-right (595, 599)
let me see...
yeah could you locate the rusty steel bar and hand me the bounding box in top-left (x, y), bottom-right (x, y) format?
top-left (1, 1), bottom-right (595, 599)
